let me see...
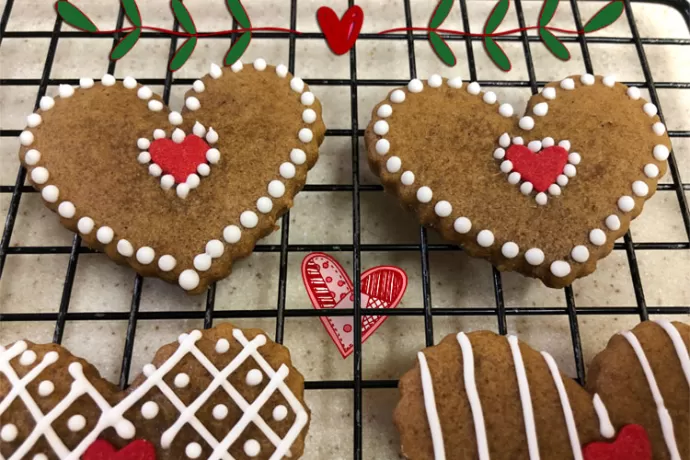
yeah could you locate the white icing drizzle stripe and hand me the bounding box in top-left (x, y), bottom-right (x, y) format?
top-left (417, 352), bottom-right (446, 460)
top-left (456, 333), bottom-right (490, 460)
top-left (621, 331), bottom-right (681, 460)
top-left (508, 336), bottom-right (540, 460)
top-left (653, 319), bottom-right (690, 388)
top-left (592, 394), bottom-right (615, 438)
top-left (541, 351), bottom-right (583, 460)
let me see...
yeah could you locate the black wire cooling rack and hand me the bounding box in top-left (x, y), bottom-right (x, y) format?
top-left (1, 0), bottom-right (689, 458)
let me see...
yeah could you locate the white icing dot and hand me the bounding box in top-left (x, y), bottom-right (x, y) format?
top-left (589, 229), bottom-right (607, 246)
top-left (386, 156), bottom-right (401, 173)
top-left (240, 210), bottom-right (259, 228)
top-left (568, 152), bottom-right (581, 165)
top-left (501, 242), bottom-right (519, 259)
top-left (77, 217), bottom-right (94, 235)
top-left (483, 91), bottom-right (497, 104)
top-left (408, 79), bottom-right (423, 93)
top-left (148, 100), bottom-right (163, 111)
top-left (627, 86), bottom-right (641, 100)
top-left (123, 76), bottom-right (137, 89)
top-left (652, 122), bottom-right (666, 136)
top-left (267, 180), bottom-right (286, 199)
top-left (301, 92), bottom-right (315, 106)
top-left (298, 128), bottom-right (313, 143)
top-left (216, 338), bottom-right (230, 353)
top-left (558, 140), bottom-right (571, 151)
top-left (477, 230), bottom-right (494, 247)
top-left (194, 253), bottom-right (212, 271)
top-left (230, 60), bottom-right (243, 72)
top-left (453, 217), bottom-right (472, 234)
top-left (1, 424), bottom-right (18, 442)
top-left (528, 140), bottom-right (542, 153)
top-left (535, 192), bottom-right (548, 206)
top-left (158, 255), bottom-right (176, 271)
top-left (67, 414), bottom-right (86, 432)
top-left (498, 103), bottom-right (513, 117)
top-left (244, 439), bottom-right (261, 457)
top-left (632, 180), bottom-right (649, 197)
top-left (273, 405), bottom-right (288, 421)
top-left (33, 455), bottom-right (48, 460)
top-left (373, 120), bottom-right (389, 136)
top-left (253, 58), bottom-right (267, 71)
top-left (185, 442), bottom-right (202, 459)
top-left (20, 350), bottom-right (37, 366)
top-left (302, 109), bottom-right (317, 124)
top-left (169, 111), bottom-right (183, 126)
top-left (117, 239), bottom-right (134, 257)
top-left (542, 87), bottom-right (556, 100)
top-left (30, 167), bottom-right (49, 184)
top-left (186, 174), bottom-right (200, 189)
top-left (571, 245), bottom-right (590, 263)
top-left (428, 74), bottom-right (442, 88)
top-left (185, 96), bottom-right (201, 111)
top-left (557, 174), bottom-right (569, 187)
top-left (653, 144), bottom-right (669, 161)
top-left (525, 248), bottom-right (545, 266)
top-left (101, 74), bottom-right (116, 86)
top-left (605, 215), bottom-right (621, 231)
top-left (520, 182), bottom-right (534, 195)
top-left (602, 76), bottom-right (616, 87)
top-left (40, 96), bottom-right (55, 111)
top-left (500, 160), bottom-right (513, 173)
top-left (58, 84), bottom-right (75, 98)
top-left (580, 74), bottom-right (595, 85)
top-left (205, 239), bottom-right (224, 258)
top-left (532, 102), bottom-right (548, 117)
top-left (375, 139), bottom-right (390, 155)
top-left (434, 200), bottom-right (452, 217)
top-left (467, 82), bottom-right (480, 95)
top-left (276, 64), bottom-right (288, 78)
top-left (206, 148), bottom-right (221, 164)
top-left (256, 196), bottom-right (273, 214)
top-left (643, 103), bottom-right (658, 117)
top-left (174, 373), bottom-right (190, 388)
top-left (79, 77), bottom-right (94, 89)
top-left (513, 136), bottom-right (524, 145)
top-left (38, 380), bottom-right (54, 397)
top-left (280, 162), bottom-right (296, 179)
top-left (197, 164), bottom-right (210, 176)
top-left (206, 128), bottom-right (219, 144)
top-left (447, 77), bottom-right (463, 88)
top-left (390, 89), bottom-right (406, 103)
top-left (560, 78), bottom-right (575, 90)
top-left (563, 164), bottom-right (577, 178)
top-left (153, 129), bottom-right (166, 139)
top-left (542, 137), bottom-right (555, 148)
top-left (548, 184), bottom-right (561, 196)
top-left (137, 138), bottom-right (151, 150)
top-left (19, 130), bottom-right (34, 146)
top-left (290, 77), bottom-right (305, 93)
top-left (141, 401), bottom-right (159, 419)
top-left (193, 122), bottom-right (206, 138)
top-left (290, 148), bottom-right (307, 165)
top-left (493, 148), bottom-right (506, 160)
top-left (498, 133), bottom-right (510, 148)
top-left (172, 128), bottom-right (186, 144)
top-left (550, 261), bottom-right (571, 277)
top-left (246, 369), bottom-right (263, 386)
top-left (213, 404), bottom-right (228, 420)
top-left (400, 171), bottom-right (415, 185)
top-left (223, 225), bottom-right (241, 243)
top-left (192, 80), bottom-right (205, 93)
top-left (644, 163), bottom-right (659, 178)
top-left (618, 196), bottom-right (635, 212)
top-left (416, 186), bottom-right (432, 203)
top-left (508, 172), bottom-right (521, 185)
top-left (41, 185), bottom-right (59, 203)
top-left (24, 149), bottom-right (41, 165)
top-left (519, 116), bottom-right (535, 130)
top-left (96, 226), bottom-right (114, 244)
top-left (27, 113), bottom-right (42, 128)
top-left (160, 175), bottom-right (175, 190)
top-left (377, 104), bottom-right (393, 118)
top-left (143, 364), bottom-right (156, 377)
top-left (136, 247), bottom-right (155, 265)
top-left (210, 63), bottom-right (223, 79)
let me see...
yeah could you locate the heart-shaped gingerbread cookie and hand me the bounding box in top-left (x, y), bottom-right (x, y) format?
top-left (17, 60), bottom-right (326, 294)
top-left (365, 75), bottom-right (671, 287)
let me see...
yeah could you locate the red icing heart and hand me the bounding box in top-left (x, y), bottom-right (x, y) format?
top-left (316, 6), bottom-right (364, 55)
top-left (83, 439), bottom-right (156, 460)
top-left (583, 425), bottom-right (652, 460)
top-left (505, 144), bottom-right (568, 193)
top-left (301, 253), bottom-right (407, 358)
top-left (149, 134), bottom-right (209, 183)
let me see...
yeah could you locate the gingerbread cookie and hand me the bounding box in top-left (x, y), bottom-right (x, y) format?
top-left (17, 60), bottom-right (326, 294)
top-left (587, 320), bottom-right (689, 460)
top-left (365, 75), bottom-right (670, 288)
top-left (0, 323), bottom-right (310, 459)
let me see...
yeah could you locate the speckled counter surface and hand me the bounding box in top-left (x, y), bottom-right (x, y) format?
top-left (0, 0), bottom-right (689, 458)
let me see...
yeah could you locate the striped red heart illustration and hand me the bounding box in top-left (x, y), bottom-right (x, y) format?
top-left (301, 253), bottom-right (407, 358)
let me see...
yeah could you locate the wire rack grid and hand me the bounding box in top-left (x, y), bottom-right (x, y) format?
top-left (0, 0), bottom-right (689, 458)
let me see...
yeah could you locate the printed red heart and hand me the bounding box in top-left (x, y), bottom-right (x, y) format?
top-left (301, 253), bottom-right (407, 358)
top-left (149, 134), bottom-right (210, 183)
top-left (83, 439), bottom-right (157, 460)
top-left (582, 424), bottom-right (652, 460)
top-left (316, 6), bottom-right (364, 55)
top-left (505, 144), bottom-right (568, 193)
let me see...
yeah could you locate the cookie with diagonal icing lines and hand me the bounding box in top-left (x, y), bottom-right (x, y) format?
top-left (365, 74), bottom-right (670, 288)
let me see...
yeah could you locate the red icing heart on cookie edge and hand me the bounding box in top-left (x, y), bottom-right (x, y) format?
top-left (83, 439), bottom-right (157, 460)
top-left (582, 424), bottom-right (652, 460)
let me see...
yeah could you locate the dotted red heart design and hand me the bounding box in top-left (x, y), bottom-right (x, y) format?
top-left (149, 134), bottom-right (210, 184)
top-left (505, 144), bottom-right (569, 193)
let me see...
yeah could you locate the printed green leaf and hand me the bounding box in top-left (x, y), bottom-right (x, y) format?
top-left (484, 0), bottom-right (510, 34)
top-left (121, 0), bottom-right (141, 27)
top-left (539, 0), bottom-right (559, 26)
top-left (484, 37), bottom-right (511, 71)
top-left (110, 28), bottom-right (140, 60)
top-left (55, 1), bottom-right (98, 32)
top-left (583, 0), bottom-right (623, 32)
top-left (429, 0), bottom-right (454, 29)
top-left (539, 28), bottom-right (570, 60)
top-left (171, 0), bottom-right (196, 33)
top-left (429, 32), bottom-right (456, 66)
top-left (226, 0), bottom-right (251, 29)
top-left (169, 37), bottom-right (197, 71)
top-left (224, 31), bottom-right (252, 65)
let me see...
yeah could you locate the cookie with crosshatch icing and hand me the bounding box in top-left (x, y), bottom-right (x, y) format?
top-left (0, 322), bottom-right (310, 459)
top-left (365, 74), bottom-right (671, 288)
top-left (17, 59), bottom-right (325, 294)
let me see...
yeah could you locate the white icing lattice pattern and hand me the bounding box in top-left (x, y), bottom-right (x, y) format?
top-left (0, 329), bottom-right (308, 460)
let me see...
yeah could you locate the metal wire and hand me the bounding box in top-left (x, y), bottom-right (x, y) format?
top-left (0, 0), bottom-right (689, 458)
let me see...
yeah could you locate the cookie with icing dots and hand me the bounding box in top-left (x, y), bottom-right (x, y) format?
top-left (17, 60), bottom-right (325, 294)
top-left (0, 323), bottom-right (310, 459)
top-left (365, 75), bottom-right (670, 288)
top-left (587, 320), bottom-right (689, 460)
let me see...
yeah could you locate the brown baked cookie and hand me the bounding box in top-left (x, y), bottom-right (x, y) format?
top-left (365, 75), bottom-right (670, 288)
top-left (0, 322), bottom-right (310, 459)
top-left (395, 330), bottom-right (615, 459)
top-left (17, 60), bottom-right (326, 294)
top-left (587, 320), bottom-right (689, 460)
